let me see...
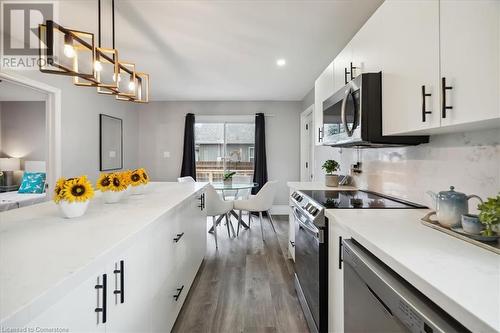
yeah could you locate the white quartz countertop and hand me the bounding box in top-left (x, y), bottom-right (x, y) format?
top-left (0, 182), bottom-right (207, 325)
top-left (326, 208), bottom-right (500, 333)
top-left (287, 181), bottom-right (357, 191)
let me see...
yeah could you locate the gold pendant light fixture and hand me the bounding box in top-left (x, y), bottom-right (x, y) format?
top-left (38, 0), bottom-right (149, 103)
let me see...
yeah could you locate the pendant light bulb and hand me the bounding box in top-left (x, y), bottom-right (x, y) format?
top-left (94, 60), bottom-right (103, 72)
top-left (128, 78), bottom-right (135, 91)
top-left (63, 44), bottom-right (75, 58)
top-left (63, 34), bottom-right (75, 58)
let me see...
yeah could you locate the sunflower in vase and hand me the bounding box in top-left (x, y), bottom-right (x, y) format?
top-left (54, 176), bottom-right (94, 219)
top-left (127, 168), bottom-right (150, 195)
top-left (97, 172), bottom-right (128, 203)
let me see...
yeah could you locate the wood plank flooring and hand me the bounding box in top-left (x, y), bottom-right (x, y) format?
top-left (172, 214), bottom-right (310, 333)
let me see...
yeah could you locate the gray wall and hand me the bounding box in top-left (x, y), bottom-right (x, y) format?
top-left (0, 101), bottom-right (46, 162)
top-left (137, 101), bottom-right (302, 205)
top-left (301, 87), bottom-right (315, 111)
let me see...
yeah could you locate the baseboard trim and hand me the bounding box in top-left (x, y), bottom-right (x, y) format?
top-left (270, 205), bottom-right (289, 215)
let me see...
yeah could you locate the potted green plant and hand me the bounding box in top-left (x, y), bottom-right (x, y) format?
top-left (322, 160), bottom-right (340, 187)
top-left (477, 194), bottom-right (500, 236)
top-left (223, 171), bottom-right (236, 185)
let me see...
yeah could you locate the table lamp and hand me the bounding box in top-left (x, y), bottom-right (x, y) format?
top-left (0, 158), bottom-right (21, 186)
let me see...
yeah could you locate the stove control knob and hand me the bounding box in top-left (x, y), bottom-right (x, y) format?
top-left (298, 196), bottom-right (303, 202)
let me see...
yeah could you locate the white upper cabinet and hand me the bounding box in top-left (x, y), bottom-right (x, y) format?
top-left (439, 0), bottom-right (500, 128)
top-left (314, 61), bottom-right (334, 145)
top-left (333, 43), bottom-right (353, 92)
top-left (353, 0), bottom-right (441, 135)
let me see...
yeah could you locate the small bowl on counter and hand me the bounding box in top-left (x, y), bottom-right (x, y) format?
top-left (460, 214), bottom-right (484, 235)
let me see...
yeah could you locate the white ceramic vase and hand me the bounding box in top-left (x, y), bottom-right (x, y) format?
top-left (59, 200), bottom-right (89, 219)
top-left (102, 190), bottom-right (124, 204)
top-left (130, 183), bottom-right (146, 195)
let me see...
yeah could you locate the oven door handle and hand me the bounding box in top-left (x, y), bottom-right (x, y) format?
top-left (293, 207), bottom-right (320, 239)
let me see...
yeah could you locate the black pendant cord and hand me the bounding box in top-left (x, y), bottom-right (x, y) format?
top-left (112, 0), bottom-right (115, 49)
top-left (97, 0), bottom-right (101, 48)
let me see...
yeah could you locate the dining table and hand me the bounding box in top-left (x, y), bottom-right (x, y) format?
top-left (209, 182), bottom-right (259, 236)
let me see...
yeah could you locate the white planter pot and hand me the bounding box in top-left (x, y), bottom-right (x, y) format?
top-left (325, 174), bottom-right (339, 187)
top-left (102, 190), bottom-right (124, 204)
top-left (58, 200), bottom-right (90, 219)
top-left (130, 183), bottom-right (147, 195)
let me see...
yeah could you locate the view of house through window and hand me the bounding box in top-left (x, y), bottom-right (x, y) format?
top-left (195, 122), bottom-right (255, 182)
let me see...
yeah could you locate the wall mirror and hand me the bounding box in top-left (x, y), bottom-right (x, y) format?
top-left (99, 114), bottom-right (123, 171)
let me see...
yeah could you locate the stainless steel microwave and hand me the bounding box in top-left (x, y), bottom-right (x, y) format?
top-left (322, 72), bottom-right (429, 147)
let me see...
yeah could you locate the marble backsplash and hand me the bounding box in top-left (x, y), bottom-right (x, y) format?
top-left (314, 128), bottom-right (500, 212)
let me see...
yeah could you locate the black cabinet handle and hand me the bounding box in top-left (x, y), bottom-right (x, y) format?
top-left (350, 62), bottom-right (358, 80)
top-left (113, 260), bottom-right (124, 304)
top-left (421, 85), bottom-right (432, 122)
top-left (198, 193), bottom-right (205, 210)
top-left (173, 285), bottom-right (185, 301)
top-left (318, 128), bottom-right (323, 142)
top-left (173, 232), bottom-right (185, 243)
top-left (344, 62), bottom-right (359, 84)
top-left (95, 274), bottom-right (107, 324)
top-left (338, 236), bottom-right (343, 270)
top-left (441, 77), bottom-right (453, 118)
top-left (289, 240), bottom-right (295, 247)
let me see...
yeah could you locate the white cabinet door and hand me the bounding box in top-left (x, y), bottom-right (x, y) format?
top-left (353, 0), bottom-right (441, 135)
top-left (333, 44), bottom-right (353, 92)
top-left (439, 0), bottom-right (500, 128)
top-left (105, 230), bottom-right (153, 333)
top-left (314, 62), bottom-right (334, 145)
top-left (29, 273), bottom-right (106, 332)
top-left (328, 220), bottom-right (351, 333)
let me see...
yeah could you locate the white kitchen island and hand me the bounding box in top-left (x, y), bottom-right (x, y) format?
top-left (326, 208), bottom-right (500, 333)
top-left (0, 182), bottom-right (208, 332)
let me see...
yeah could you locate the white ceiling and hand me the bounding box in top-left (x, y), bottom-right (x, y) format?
top-left (0, 80), bottom-right (47, 101)
top-left (59, 0), bottom-right (383, 101)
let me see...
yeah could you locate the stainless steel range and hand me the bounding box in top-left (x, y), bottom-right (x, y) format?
top-left (290, 189), bottom-right (426, 333)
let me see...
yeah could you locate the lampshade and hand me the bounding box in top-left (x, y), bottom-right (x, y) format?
top-left (0, 158), bottom-right (21, 171)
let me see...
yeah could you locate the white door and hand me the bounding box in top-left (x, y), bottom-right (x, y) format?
top-left (300, 107), bottom-right (314, 182)
top-left (314, 61), bottom-right (334, 145)
top-left (105, 230), bottom-right (153, 333)
top-left (351, 0), bottom-right (441, 135)
top-left (28, 273), bottom-right (106, 332)
top-left (333, 43), bottom-right (353, 92)
top-left (439, 0), bottom-right (500, 127)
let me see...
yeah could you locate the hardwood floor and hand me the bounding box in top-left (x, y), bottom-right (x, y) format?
top-left (172, 214), bottom-right (310, 333)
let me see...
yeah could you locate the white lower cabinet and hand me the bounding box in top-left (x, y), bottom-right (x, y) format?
top-left (28, 272), bottom-right (106, 332)
top-left (328, 218), bottom-right (351, 333)
top-left (28, 192), bottom-right (206, 333)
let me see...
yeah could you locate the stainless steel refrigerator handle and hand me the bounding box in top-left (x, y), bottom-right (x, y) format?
top-left (293, 208), bottom-right (320, 238)
top-left (340, 86), bottom-right (354, 137)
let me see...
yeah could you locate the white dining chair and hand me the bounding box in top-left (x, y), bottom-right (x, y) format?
top-left (177, 176), bottom-right (195, 183)
top-left (205, 184), bottom-right (235, 249)
top-left (233, 180), bottom-right (279, 241)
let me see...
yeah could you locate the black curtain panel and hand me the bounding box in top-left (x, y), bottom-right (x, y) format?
top-left (180, 113), bottom-right (196, 180)
top-left (252, 113), bottom-right (268, 194)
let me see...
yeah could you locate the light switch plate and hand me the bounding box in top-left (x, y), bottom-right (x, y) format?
top-left (163, 151), bottom-right (170, 158)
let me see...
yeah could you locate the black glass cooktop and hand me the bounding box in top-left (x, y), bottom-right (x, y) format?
top-left (299, 190), bottom-right (427, 209)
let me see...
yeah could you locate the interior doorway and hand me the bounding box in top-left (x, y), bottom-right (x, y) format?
top-left (300, 105), bottom-right (314, 182)
top-left (0, 71), bottom-right (61, 200)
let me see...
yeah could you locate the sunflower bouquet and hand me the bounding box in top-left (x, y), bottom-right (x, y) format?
top-left (127, 168), bottom-right (150, 195)
top-left (54, 176), bottom-right (94, 218)
top-left (97, 172), bottom-right (128, 203)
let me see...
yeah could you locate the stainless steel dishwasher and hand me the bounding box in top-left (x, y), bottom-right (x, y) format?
top-left (342, 239), bottom-right (470, 333)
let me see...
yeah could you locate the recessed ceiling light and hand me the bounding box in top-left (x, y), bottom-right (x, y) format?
top-left (276, 58), bottom-right (286, 67)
